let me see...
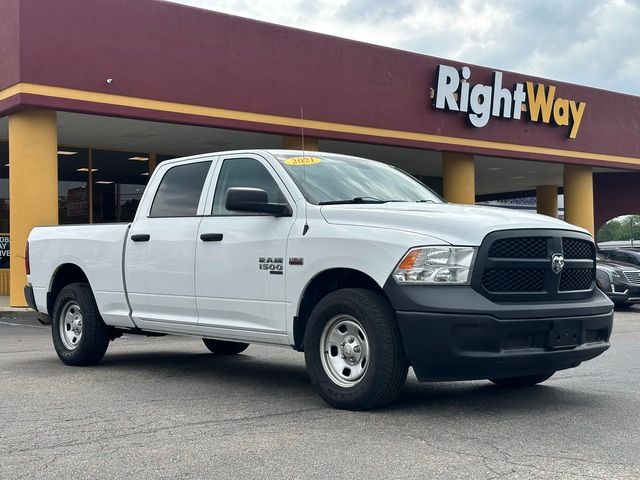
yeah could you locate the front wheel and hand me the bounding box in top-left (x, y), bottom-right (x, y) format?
top-left (489, 372), bottom-right (555, 387)
top-left (304, 288), bottom-right (408, 410)
top-left (51, 283), bottom-right (110, 366)
top-left (202, 338), bottom-right (249, 355)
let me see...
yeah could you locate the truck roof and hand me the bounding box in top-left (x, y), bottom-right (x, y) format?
top-left (160, 149), bottom-right (355, 166)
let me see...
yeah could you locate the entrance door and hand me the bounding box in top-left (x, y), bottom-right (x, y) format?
top-left (195, 154), bottom-right (295, 344)
top-left (125, 159), bottom-right (214, 329)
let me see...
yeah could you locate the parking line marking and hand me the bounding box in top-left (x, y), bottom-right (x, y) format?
top-left (0, 321), bottom-right (49, 329)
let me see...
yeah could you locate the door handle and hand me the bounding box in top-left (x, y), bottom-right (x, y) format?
top-left (131, 234), bottom-right (151, 242)
top-left (200, 233), bottom-right (223, 242)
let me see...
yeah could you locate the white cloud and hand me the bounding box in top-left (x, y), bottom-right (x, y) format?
top-left (169, 0), bottom-right (640, 95)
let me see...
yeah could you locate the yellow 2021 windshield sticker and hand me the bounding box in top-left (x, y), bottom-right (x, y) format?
top-left (284, 156), bottom-right (322, 166)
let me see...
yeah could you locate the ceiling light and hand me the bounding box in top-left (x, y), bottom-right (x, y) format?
top-left (141, 172), bottom-right (149, 176)
top-left (128, 156), bottom-right (149, 161)
top-left (57, 150), bottom-right (77, 156)
top-left (76, 168), bottom-right (98, 172)
top-left (95, 181), bottom-right (114, 184)
top-left (486, 167), bottom-right (504, 171)
top-left (4, 163), bottom-right (9, 167)
top-left (509, 176), bottom-right (526, 180)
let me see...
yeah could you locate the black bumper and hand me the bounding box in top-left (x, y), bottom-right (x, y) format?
top-left (24, 284), bottom-right (38, 311)
top-left (607, 283), bottom-right (640, 305)
top-left (385, 282), bottom-right (614, 382)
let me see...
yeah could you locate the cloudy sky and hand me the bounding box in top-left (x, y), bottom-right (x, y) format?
top-left (170, 0), bottom-right (639, 95)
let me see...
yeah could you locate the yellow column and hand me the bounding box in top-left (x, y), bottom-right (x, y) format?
top-left (9, 109), bottom-right (58, 306)
top-left (563, 164), bottom-right (594, 235)
top-left (442, 152), bottom-right (475, 204)
top-left (282, 135), bottom-right (319, 151)
top-left (536, 185), bottom-right (558, 217)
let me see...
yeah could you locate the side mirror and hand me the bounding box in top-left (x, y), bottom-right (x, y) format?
top-left (225, 187), bottom-right (292, 217)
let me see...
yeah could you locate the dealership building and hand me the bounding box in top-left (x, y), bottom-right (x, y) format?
top-left (1, 0), bottom-right (639, 305)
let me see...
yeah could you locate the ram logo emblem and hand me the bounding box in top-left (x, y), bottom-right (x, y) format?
top-left (551, 253), bottom-right (565, 274)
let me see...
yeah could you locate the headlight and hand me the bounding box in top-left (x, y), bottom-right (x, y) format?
top-left (598, 267), bottom-right (621, 282)
top-left (393, 246), bottom-right (476, 285)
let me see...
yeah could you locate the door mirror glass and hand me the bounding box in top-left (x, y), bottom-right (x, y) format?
top-left (225, 187), bottom-right (292, 216)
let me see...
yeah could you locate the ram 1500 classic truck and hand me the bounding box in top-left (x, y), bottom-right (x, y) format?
top-left (25, 150), bottom-right (614, 410)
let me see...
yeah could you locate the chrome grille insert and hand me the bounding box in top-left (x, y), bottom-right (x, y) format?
top-left (623, 271), bottom-right (640, 285)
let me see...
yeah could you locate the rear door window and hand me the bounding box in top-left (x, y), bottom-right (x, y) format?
top-left (150, 161), bottom-right (212, 217)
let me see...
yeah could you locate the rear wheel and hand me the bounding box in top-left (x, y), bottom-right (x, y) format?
top-left (51, 283), bottom-right (110, 366)
top-left (489, 372), bottom-right (555, 387)
top-left (202, 338), bottom-right (249, 355)
top-left (304, 288), bottom-right (408, 410)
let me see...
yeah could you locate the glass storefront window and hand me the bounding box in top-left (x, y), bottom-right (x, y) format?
top-left (4, 145), bottom-right (170, 231)
top-left (157, 154), bottom-right (174, 164)
top-left (92, 149), bottom-right (149, 223)
top-left (58, 148), bottom-right (90, 224)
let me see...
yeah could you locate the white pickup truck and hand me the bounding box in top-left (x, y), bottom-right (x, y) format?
top-left (25, 150), bottom-right (613, 410)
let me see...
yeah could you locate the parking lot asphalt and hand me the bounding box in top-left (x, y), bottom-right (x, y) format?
top-left (1, 309), bottom-right (639, 480)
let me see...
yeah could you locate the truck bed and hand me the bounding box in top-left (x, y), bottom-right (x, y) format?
top-left (28, 224), bottom-right (135, 328)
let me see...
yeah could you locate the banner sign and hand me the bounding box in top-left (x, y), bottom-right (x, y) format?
top-left (0, 234), bottom-right (8, 269)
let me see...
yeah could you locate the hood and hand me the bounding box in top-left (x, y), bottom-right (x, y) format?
top-left (596, 257), bottom-right (640, 271)
top-left (320, 202), bottom-right (588, 246)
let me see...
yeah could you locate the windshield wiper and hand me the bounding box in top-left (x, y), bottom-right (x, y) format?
top-left (416, 199), bottom-right (436, 203)
top-left (319, 197), bottom-right (391, 206)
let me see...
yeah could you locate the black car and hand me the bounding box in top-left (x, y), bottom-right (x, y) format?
top-left (600, 248), bottom-right (640, 268)
top-left (596, 253), bottom-right (640, 306)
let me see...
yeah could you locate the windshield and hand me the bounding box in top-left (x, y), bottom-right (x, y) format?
top-left (276, 153), bottom-right (442, 205)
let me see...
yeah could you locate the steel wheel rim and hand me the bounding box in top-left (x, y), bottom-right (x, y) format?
top-left (320, 314), bottom-right (370, 388)
top-left (59, 301), bottom-right (83, 350)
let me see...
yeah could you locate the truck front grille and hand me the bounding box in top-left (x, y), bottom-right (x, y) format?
top-left (488, 237), bottom-right (547, 258)
top-left (559, 268), bottom-right (594, 291)
top-left (482, 268), bottom-right (546, 292)
top-left (562, 238), bottom-right (594, 259)
top-left (623, 271), bottom-right (640, 285)
top-left (474, 230), bottom-right (595, 301)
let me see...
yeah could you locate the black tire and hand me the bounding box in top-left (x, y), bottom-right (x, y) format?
top-left (51, 283), bottom-right (110, 366)
top-left (202, 338), bottom-right (249, 355)
top-left (304, 288), bottom-right (409, 410)
top-left (489, 372), bottom-right (555, 387)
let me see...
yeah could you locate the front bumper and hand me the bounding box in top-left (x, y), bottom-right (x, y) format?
top-left (385, 282), bottom-right (614, 382)
top-left (606, 282), bottom-right (640, 304)
top-left (397, 310), bottom-right (612, 381)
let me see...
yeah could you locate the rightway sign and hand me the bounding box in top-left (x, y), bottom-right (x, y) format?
top-left (433, 65), bottom-right (587, 139)
top-left (0, 234), bottom-right (9, 269)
